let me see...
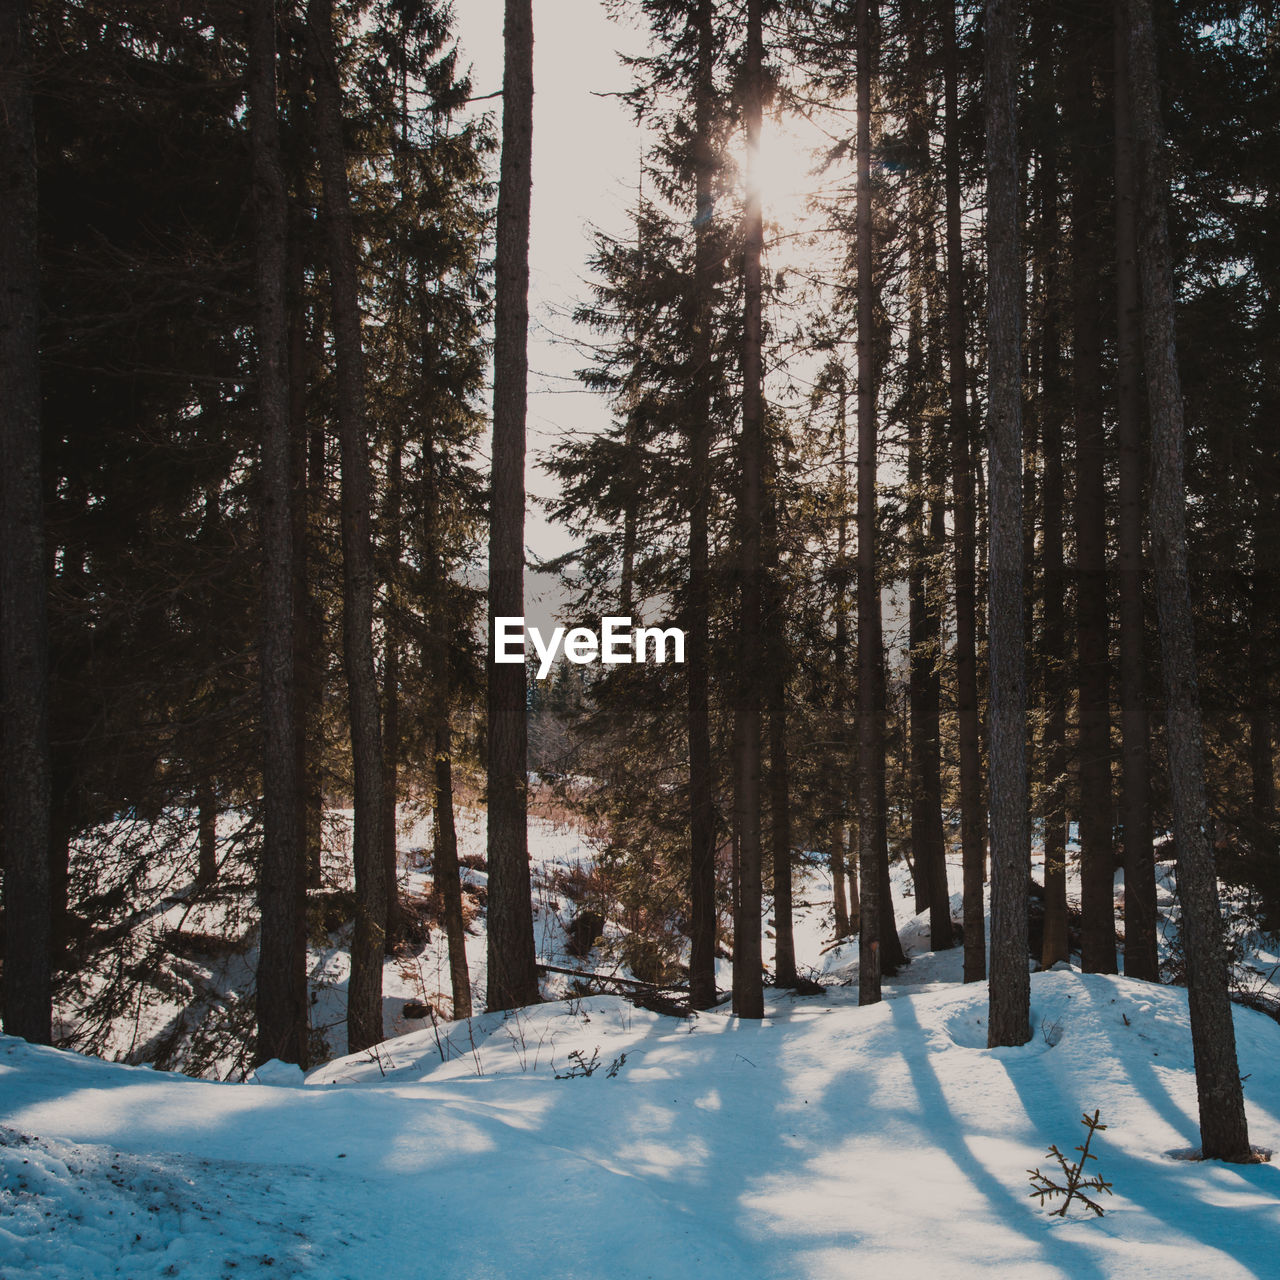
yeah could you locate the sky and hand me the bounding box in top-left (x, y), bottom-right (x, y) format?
top-left (450, 1), bottom-right (653, 572)
top-left (447, 2), bottom-right (841, 630)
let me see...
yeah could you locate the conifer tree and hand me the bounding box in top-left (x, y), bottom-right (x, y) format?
top-left (487, 0), bottom-right (540, 1013)
top-left (985, 0), bottom-right (1031, 1048)
top-left (0, 0), bottom-right (53, 1045)
top-left (1125, 0), bottom-right (1251, 1162)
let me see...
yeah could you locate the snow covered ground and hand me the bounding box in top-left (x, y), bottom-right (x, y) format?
top-left (4, 970), bottom-right (1280, 1277)
top-left (8, 812), bottom-right (1280, 1277)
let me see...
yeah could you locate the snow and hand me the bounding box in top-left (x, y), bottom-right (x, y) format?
top-left (9, 812), bottom-right (1280, 1276)
top-left (4, 967), bottom-right (1280, 1276)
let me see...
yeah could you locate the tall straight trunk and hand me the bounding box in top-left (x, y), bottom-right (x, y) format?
top-left (874, 648), bottom-right (908, 974)
top-left (906, 152), bottom-right (931, 919)
top-left (1249, 530), bottom-right (1277, 846)
top-left (902, 14), bottom-right (950, 947)
top-left (856, 0), bottom-right (884, 1005)
top-left (832, 375), bottom-right (853, 940)
top-left (1030, 5), bottom-right (1068, 970)
top-left (945, 0), bottom-right (985, 985)
top-left (486, 0), bottom-right (539, 1013)
top-left (289, 216), bottom-right (323, 894)
top-left (1126, 0), bottom-right (1251, 1162)
top-left (0, 0), bottom-right (51, 1046)
top-left (687, 0), bottom-right (718, 1011)
top-left (764, 466), bottom-right (796, 987)
top-left (1113, 2), bottom-right (1157, 979)
top-left (419, 416), bottom-right (471, 1019)
top-left (249, 0), bottom-right (306, 1067)
top-left (381, 425), bottom-right (403, 950)
top-left (733, 0), bottom-right (765, 1021)
top-left (767, 656), bottom-right (795, 984)
top-left (1070, 19), bottom-right (1117, 974)
top-left (1038, 122), bottom-right (1070, 970)
top-left (984, 0), bottom-right (1030, 1047)
top-left (434, 721), bottom-right (472, 1020)
top-left (307, 0), bottom-right (387, 1052)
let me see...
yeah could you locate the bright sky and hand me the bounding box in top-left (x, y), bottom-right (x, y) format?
top-left (449, 2), bottom-right (845, 630)
top-left (451, 1), bottom-right (652, 570)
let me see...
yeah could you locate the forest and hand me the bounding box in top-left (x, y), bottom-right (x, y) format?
top-left (2, 0), bottom-right (1280, 1272)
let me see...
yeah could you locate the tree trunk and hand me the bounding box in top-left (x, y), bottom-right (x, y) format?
top-left (0, 0), bottom-right (52, 1046)
top-left (902, 11), bottom-right (951, 948)
top-left (381, 424), bottom-right (403, 950)
top-left (856, 0), bottom-right (885, 1005)
top-left (1126, 0), bottom-right (1251, 1162)
top-left (764, 462), bottom-right (796, 987)
top-left (984, 0), bottom-right (1031, 1048)
top-left (1037, 106), bottom-right (1070, 970)
top-left (1113, 0), bottom-right (1157, 980)
top-left (434, 719), bottom-right (472, 1020)
top-left (486, 0), bottom-right (539, 1013)
top-left (732, 0), bottom-right (766, 1021)
top-left (945, 0), bottom-right (985, 985)
top-left (1071, 17), bottom-right (1117, 974)
top-left (832, 373), bottom-right (853, 941)
top-left (250, 0), bottom-right (306, 1068)
top-left (288, 203), bottom-right (321, 899)
top-left (686, 0), bottom-right (718, 1011)
top-left (307, 0), bottom-right (387, 1052)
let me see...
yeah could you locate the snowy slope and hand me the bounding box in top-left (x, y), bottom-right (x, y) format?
top-left (4, 970), bottom-right (1280, 1278)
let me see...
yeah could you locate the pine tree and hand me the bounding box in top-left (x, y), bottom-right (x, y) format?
top-left (486, 0), bottom-right (540, 1013)
top-left (1125, 0), bottom-right (1251, 1162)
top-left (248, 0), bottom-right (306, 1067)
top-left (0, 0), bottom-right (53, 1046)
top-left (985, 0), bottom-right (1031, 1048)
top-left (306, 0), bottom-right (388, 1052)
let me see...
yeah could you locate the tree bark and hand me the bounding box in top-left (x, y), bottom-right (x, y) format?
top-left (1126, 0), bottom-right (1251, 1161)
top-left (1037, 93), bottom-right (1070, 970)
top-left (250, 0), bottom-right (307, 1068)
top-left (984, 0), bottom-right (1031, 1047)
top-left (732, 0), bottom-right (766, 1021)
top-left (307, 0), bottom-right (387, 1052)
top-left (764, 459), bottom-right (796, 987)
top-left (686, 0), bottom-right (718, 1011)
top-left (434, 719), bottom-right (472, 1020)
top-left (855, 0), bottom-right (888, 1004)
top-left (903, 7), bottom-right (950, 948)
top-left (0, 0), bottom-right (52, 1046)
top-left (945, 0), bottom-right (985, 985)
top-left (832, 373), bottom-right (853, 940)
top-left (1070, 17), bottom-right (1118, 974)
top-left (486, 0), bottom-right (540, 1013)
top-left (381, 424), bottom-right (403, 951)
top-left (1113, 0), bottom-right (1157, 980)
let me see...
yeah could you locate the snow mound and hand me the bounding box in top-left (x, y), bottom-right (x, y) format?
top-left (4, 972), bottom-right (1280, 1278)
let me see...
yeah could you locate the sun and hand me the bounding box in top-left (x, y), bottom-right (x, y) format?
top-left (751, 114), bottom-right (823, 231)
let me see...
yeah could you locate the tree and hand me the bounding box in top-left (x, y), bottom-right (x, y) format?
top-left (0, 0), bottom-right (52, 1045)
top-left (733, 0), bottom-right (766, 1021)
top-left (1125, 0), bottom-right (1251, 1162)
top-left (943, 0), bottom-right (985, 985)
top-left (1112, 0), bottom-right (1156, 982)
top-left (1069, 5), bottom-right (1117, 975)
top-left (984, 0), bottom-right (1031, 1048)
top-left (307, 0), bottom-right (388, 1052)
top-left (486, 0), bottom-right (540, 1013)
top-left (248, 0), bottom-right (306, 1068)
top-left (688, 0), bottom-right (720, 1013)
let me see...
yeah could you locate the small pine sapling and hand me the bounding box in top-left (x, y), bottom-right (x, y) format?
top-left (1028, 1110), bottom-right (1114, 1217)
